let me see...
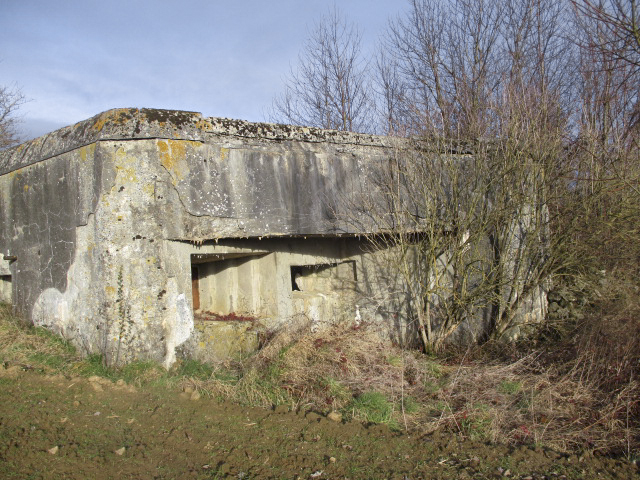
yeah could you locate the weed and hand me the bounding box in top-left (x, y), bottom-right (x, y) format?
top-left (349, 391), bottom-right (393, 424)
top-left (423, 380), bottom-right (441, 394)
top-left (78, 354), bottom-right (115, 379)
top-left (498, 380), bottom-right (522, 395)
top-left (423, 358), bottom-right (444, 378)
top-left (174, 358), bottom-right (214, 380)
top-left (321, 376), bottom-right (350, 404)
top-left (459, 410), bottom-right (491, 442)
top-left (387, 354), bottom-right (402, 367)
top-left (399, 395), bottom-right (419, 414)
top-left (117, 360), bottom-right (166, 385)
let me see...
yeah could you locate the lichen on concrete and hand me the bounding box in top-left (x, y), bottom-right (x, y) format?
top-left (0, 108), bottom-right (546, 366)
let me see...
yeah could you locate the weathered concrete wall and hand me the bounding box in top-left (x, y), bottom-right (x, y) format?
top-left (0, 108), bottom-right (546, 366)
top-left (0, 109), bottom-right (404, 366)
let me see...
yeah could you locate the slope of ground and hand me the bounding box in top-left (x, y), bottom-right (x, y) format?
top-left (0, 367), bottom-right (637, 480)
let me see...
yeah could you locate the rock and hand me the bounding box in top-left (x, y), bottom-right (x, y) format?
top-left (116, 379), bottom-right (126, 387)
top-left (329, 456), bottom-right (336, 463)
top-left (73, 400), bottom-right (80, 407)
top-left (305, 412), bottom-right (321, 422)
top-left (115, 447), bottom-right (126, 456)
top-left (327, 411), bottom-right (342, 422)
top-left (48, 446), bottom-right (59, 455)
top-left (190, 391), bottom-right (201, 401)
top-left (183, 385), bottom-right (194, 394)
top-left (91, 382), bottom-right (103, 392)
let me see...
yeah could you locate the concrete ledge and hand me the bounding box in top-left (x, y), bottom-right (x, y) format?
top-left (0, 108), bottom-right (392, 175)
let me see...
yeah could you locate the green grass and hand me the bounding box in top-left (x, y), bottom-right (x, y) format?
top-left (399, 395), bottom-right (419, 414)
top-left (498, 380), bottom-right (522, 395)
top-left (321, 376), bottom-right (351, 404)
top-left (174, 358), bottom-right (214, 380)
top-left (349, 391), bottom-right (393, 424)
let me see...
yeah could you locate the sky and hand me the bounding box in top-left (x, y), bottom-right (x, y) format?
top-left (0, 0), bottom-right (411, 141)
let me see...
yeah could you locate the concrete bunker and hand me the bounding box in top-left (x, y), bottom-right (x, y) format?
top-left (0, 108), bottom-right (546, 367)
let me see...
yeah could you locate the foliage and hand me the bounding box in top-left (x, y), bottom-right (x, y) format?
top-left (349, 391), bottom-right (393, 424)
top-left (174, 358), bottom-right (214, 380)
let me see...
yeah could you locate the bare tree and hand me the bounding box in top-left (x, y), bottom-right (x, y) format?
top-left (270, 8), bottom-right (372, 132)
top-left (572, 0), bottom-right (640, 69)
top-left (0, 84), bottom-right (25, 149)
top-left (566, 0), bottom-right (640, 280)
top-left (348, 0), bottom-right (577, 349)
top-left (382, 0), bottom-right (576, 139)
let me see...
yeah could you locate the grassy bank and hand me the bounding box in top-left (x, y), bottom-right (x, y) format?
top-left (1, 300), bottom-right (637, 460)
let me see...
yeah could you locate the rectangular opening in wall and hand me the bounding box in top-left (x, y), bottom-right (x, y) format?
top-left (290, 260), bottom-right (358, 325)
top-left (290, 261), bottom-right (356, 293)
top-left (0, 275), bottom-right (11, 303)
top-left (190, 252), bottom-right (274, 321)
top-left (191, 266), bottom-right (200, 311)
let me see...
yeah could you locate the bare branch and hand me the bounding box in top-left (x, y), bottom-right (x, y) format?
top-left (0, 84), bottom-right (25, 149)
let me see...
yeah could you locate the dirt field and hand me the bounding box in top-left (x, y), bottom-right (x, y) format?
top-left (0, 367), bottom-right (637, 480)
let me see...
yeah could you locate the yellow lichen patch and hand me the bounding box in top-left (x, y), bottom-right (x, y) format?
top-left (195, 118), bottom-right (214, 132)
top-left (23, 185), bottom-right (29, 192)
top-left (79, 144), bottom-right (96, 162)
top-left (14, 143), bottom-right (27, 153)
top-left (157, 139), bottom-right (199, 183)
top-left (142, 182), bottom-right (155, 197)
top-left (105, 286), bottom-right (116, 296)
top-left (91, 109), bottom-right (133, 133)
top-left (220, 147), bottom-right (229, 161)
top-left (145, 257), bottom-right (156, 264)
top-left (114, 148), bottom-right (138, 184)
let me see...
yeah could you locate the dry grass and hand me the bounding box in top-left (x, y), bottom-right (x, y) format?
top-left (0, 303), bottom-right (78, 372)
top-left (201, 300), bottom-right (639, 458)
top-left (2, 280), bottom-right (637, 459)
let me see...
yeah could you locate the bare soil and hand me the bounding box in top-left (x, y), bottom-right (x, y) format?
top-left (0, 368), bottom-right (637, 479)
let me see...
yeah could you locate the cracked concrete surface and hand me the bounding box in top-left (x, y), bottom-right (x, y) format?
top-left (0, 108), bottom-right (546, 366)
top-left (0, 109), bottom-right (401, 366)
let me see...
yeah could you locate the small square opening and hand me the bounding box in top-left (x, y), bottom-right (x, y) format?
top-left (290, 261), bottom-right (356, 293)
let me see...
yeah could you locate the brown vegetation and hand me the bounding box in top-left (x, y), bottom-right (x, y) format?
top-left (192, 297), bottom-right (638, 458)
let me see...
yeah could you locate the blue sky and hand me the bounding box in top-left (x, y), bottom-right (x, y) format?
top-left (0, 0), bottom-right (410, 141)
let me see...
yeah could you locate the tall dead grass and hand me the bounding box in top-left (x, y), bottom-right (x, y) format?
top-left (202, 299), bottom-right (638, 458)
top-left (0, 302), bottom-right (77, 372)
